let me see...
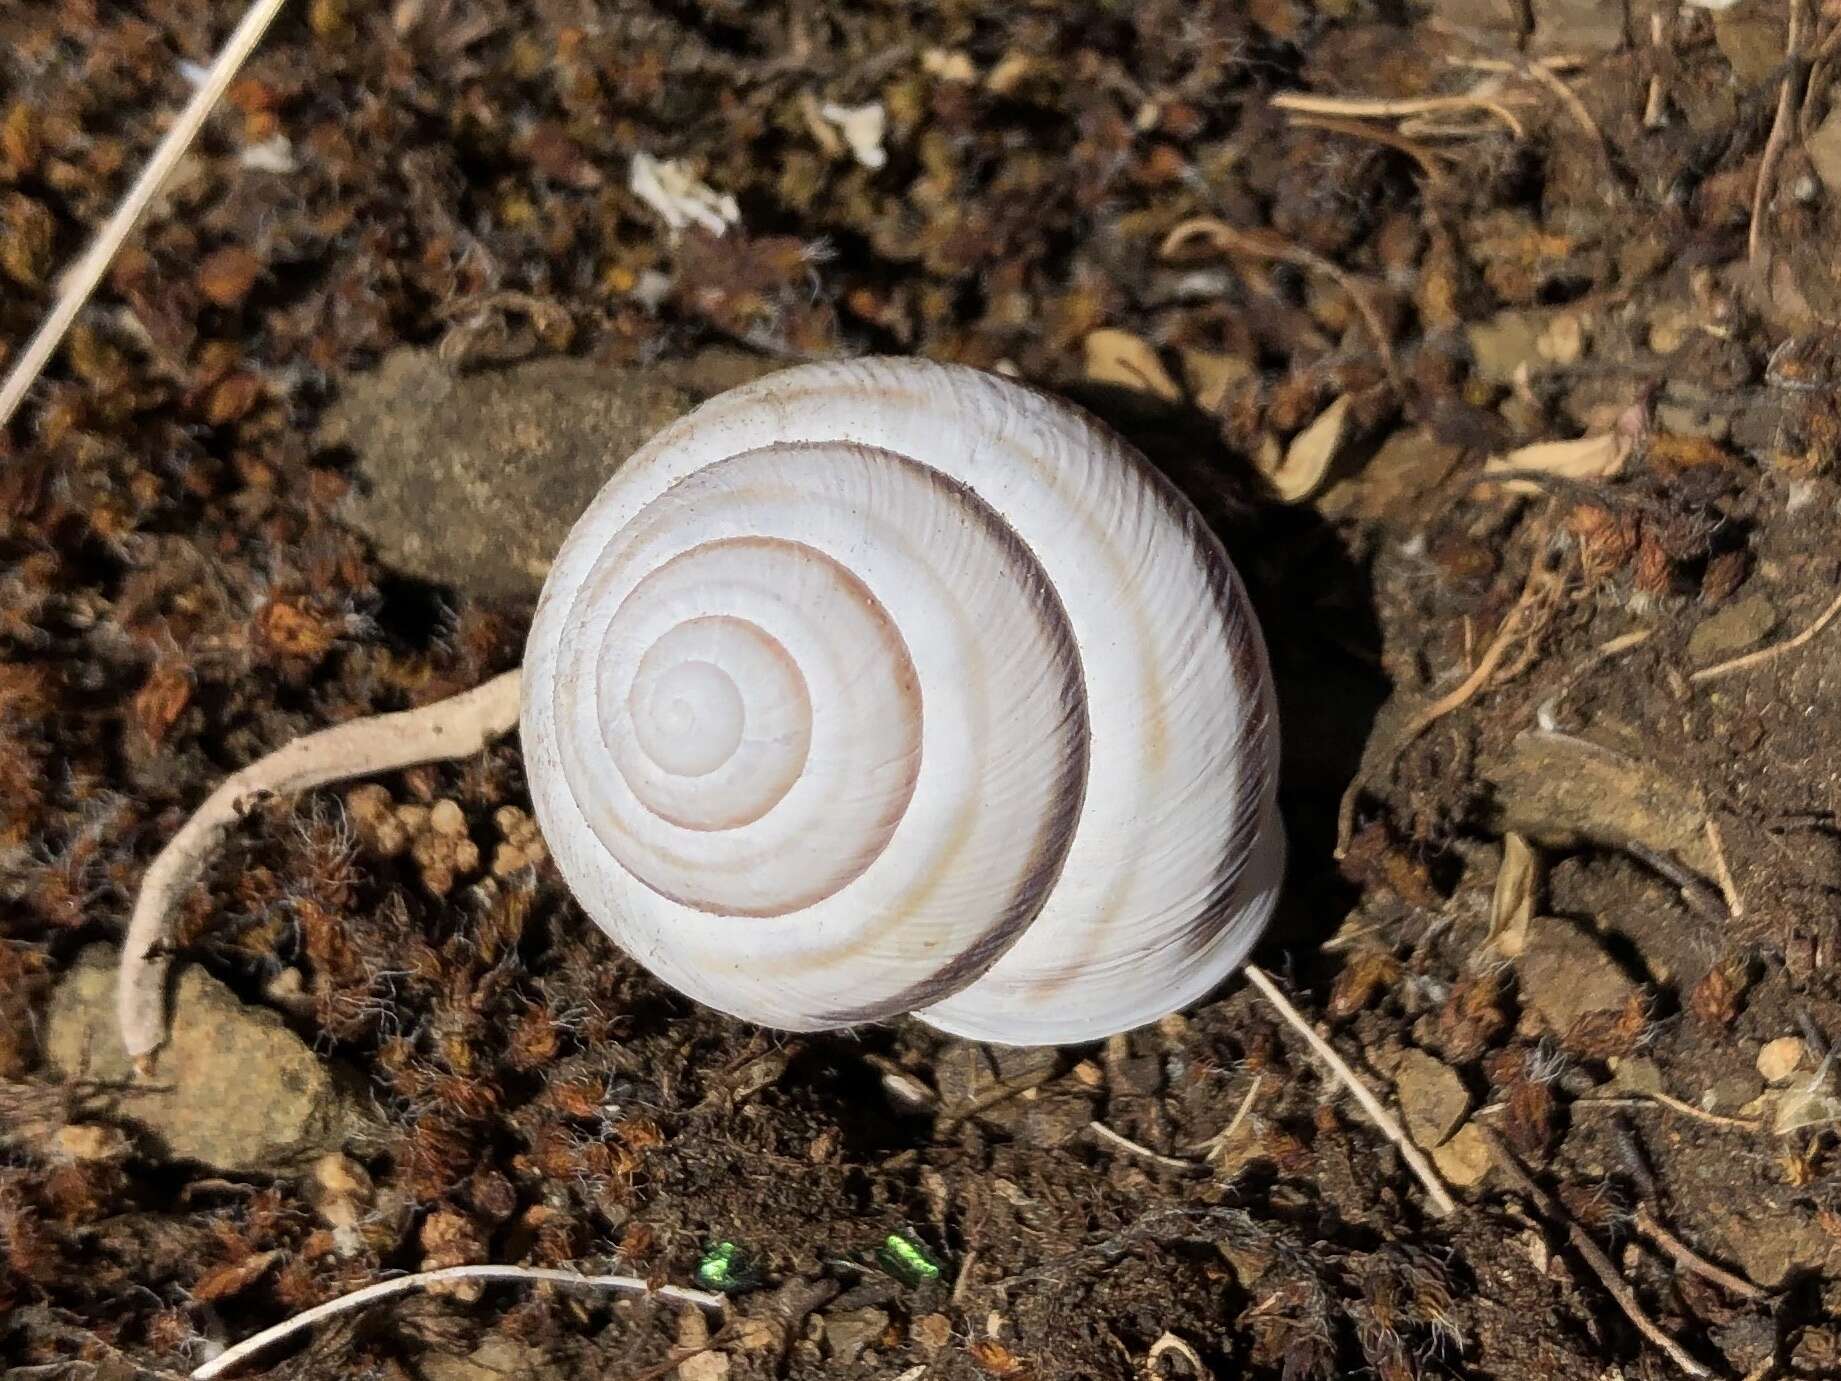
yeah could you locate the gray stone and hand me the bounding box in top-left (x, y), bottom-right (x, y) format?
top-left (321, 349), bottom-right (779, 603)
top-left (1688, 594), bottom-right (1777, 663)
top-left (1426, 0), bottom-right (1525, 36)
top-left (822, 1307), bottom-right (890, 1364)
top-left (421, 1338), bottom-right (569, 1380)
top-left (1467, 310), bottom-right (1545, 386)
top-left (1530, 0), bottom-right (1626, 55)
top-left (1393, 1049), bottom-right (1470, 1148)
top-left (1808, 110), bottom-right (1841, 197)
top-left (1713, 1206), bottom-right (1835, 1288)
top-left (1515, 918), bottom-right (1638, 1034)
top-left (45, 946), bottom-right (360, 1173)
top-left (1712, 2), bottom-right (1788, 87)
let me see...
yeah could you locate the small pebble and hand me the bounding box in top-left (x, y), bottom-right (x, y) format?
top-left (1431, 1122), bottom-right (1492, 1188)
top-left (1756, 1036), bottom-right (1808, 1084)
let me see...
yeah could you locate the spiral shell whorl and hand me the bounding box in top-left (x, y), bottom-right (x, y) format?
top-left (523, 358), bottom-right (1280, 1043)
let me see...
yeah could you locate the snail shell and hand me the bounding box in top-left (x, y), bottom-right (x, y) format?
top-left (522, 357), bottom-right (1282, 1045)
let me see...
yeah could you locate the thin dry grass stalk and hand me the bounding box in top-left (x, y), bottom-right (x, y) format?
top-left (190, 1264), bottom-right (725, 1380)
top-left (0, 0), bottom-right (292, 432)
top-left (1751, 0), bottom-right (1808, 277)
top-left (1690, 586), bottom-right (1841, 683)
top-left (1337, 547), bottom-right (1566, 857)
top-left (1243, 965), bottom-right (1457, 1217)
top-left (1271, 89), bottom-right (1527, 139)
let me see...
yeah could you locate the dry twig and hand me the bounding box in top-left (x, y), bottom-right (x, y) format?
top-left (1701, 812), bottom-right (1745, 921)
top-left (0, 0), bottom-right (292, 431)
top-left (1520, 59), bottom-right (1607, 165)
top-left (1751, 0), bottom-right (1808, 277)
top-left (1192, 1074), bottom-right (1264, 1162)
top-left (190, 1264), bottom-right (724, 1380)
top-left (1632, 1203), bottom-right (1769, 1301)
top-left (1271, 90), bottom-right (1525, 139)
top-left (1690, 587), bottom-right (1841, 683)
top-left (1087, 1121), bottom-right (1203, 1173)
top-left (1159, 218), bottom-right (1398, 382)
top-left (935, 1062), bottom-right (1061, 1132)
top-left (1282, 115), bottom-right (1451, 186)
top-left (1477, 1126), bottom-right (1712, 1378)
top-left (119, 670), bottom-right (522, 1069)
top-left (1243, 965), bottom-right (1457, 1217)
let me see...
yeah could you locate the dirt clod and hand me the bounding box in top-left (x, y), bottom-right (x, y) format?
top-left (1514, 918), bottom-right (1639, 1036)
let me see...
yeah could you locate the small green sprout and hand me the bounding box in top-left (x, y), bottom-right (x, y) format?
top-left (875, 1230), bottom-right (943, 1287)
top-left (695, 1240), bottom-right (758, 1294)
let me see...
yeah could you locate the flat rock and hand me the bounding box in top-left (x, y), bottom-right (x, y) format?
top-left (1431, 1122), bottom-right (1493, 1188)
top-left (822, 1307), bottom-right (890, 1364)
top-left (321, 348), bottom-right (780, 603)
top-left (1807, 109), bottom-right (1841, 196)
top-left (1515, 917), bottom-right (1638, 1034)
top-left (423, 1338), bottom-right (570, 1381)
top-left (1712, 2), bottom-right (1788, 87)
top-left (1480, 731), bottom-right (1719, 878)
top-left (45, 946), bottom-right (360, 1173)
top-left (1394, 1049), bottom-right (1469, 1148)
top-left (1713, 1206), bottom-right (1835, 1289)
top-left (1317, 426), bottom-right (1464, 525)
top-left (1688, 594), bottom-right (1777, 663)
top-left (1467, 310), bottom-right (1545, 386)
top-left (1530, 0), bottom-right (1626, 54)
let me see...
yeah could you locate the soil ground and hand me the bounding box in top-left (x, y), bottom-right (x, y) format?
top-left (4, 1), bottom-right (1841, 1378)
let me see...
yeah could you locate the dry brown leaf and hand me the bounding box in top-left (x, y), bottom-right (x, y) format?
top-left (1488, 833), bottom-right (1538, 959)
top-left (1083, 328), bottom-right (1181, 402)
top-left (196, 245), bottom-right (263, 308)
top-left (1481, 429), bottom-right (1632, 493)
top-left (1180, 349), bottom-right (1252, 412)
top-left (1145, 1330), bottom-right (1213, 1379)
top-left (192, 1249), bottom-right (284, 1303)
top-left (1258, 393), bottom-right (1353, 502)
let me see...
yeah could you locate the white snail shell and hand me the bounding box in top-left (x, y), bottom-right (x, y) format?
top-left (521, 357), bottom-right (1282, 1045)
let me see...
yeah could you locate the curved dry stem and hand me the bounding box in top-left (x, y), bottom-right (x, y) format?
top-left (119, 670), bottom-right (522, 1068)
top-left (190, 1263), bottom-right (724, 1379)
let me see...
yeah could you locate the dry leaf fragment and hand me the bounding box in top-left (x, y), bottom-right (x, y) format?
top-left (1180, 350), bottom-right (1252, 413)
top-left (1083, 328), bottom-right (1181, 402)
top-left (193, 1249), bottom-right (285, 1303)
top-left (1482, 430), bottom-right (1629, 492)
top-left (1774, 1066), bottom-right (1841, 1134)
top-left (818, 101), bottom-right (888, 170)
top-left (1488, 833), bottom-right (1537, 959)
top-left (1145, 1331), bottom-right (1213, 1379)
top-left (628, 153), bottom-right (740, 238)
top-left (1259, 393), bottom-right (1354, 502)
